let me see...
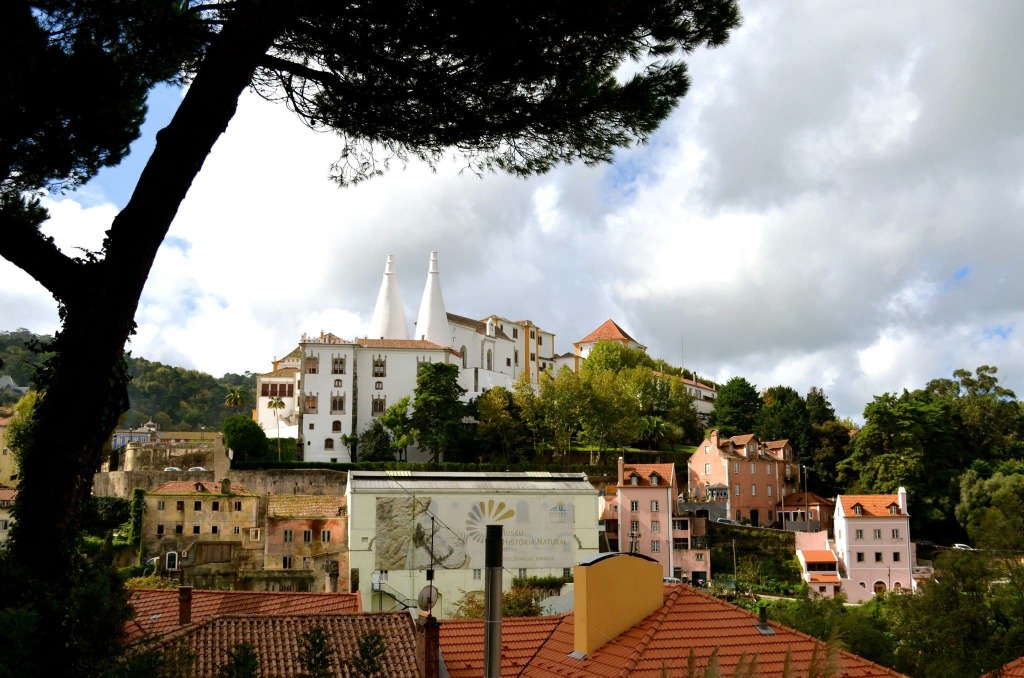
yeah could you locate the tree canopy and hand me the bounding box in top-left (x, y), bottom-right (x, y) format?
top-left (707, 376), bottom-right (760, 437)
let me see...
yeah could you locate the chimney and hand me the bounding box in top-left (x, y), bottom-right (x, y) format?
top-left (484, 525), bottom-right (503, 678)
top-left (220, 478), bottom-right (231, 495)
top-left (617, 456), bottom-right (624, 485)
top-left (756, 603), bottom-right (774, 635)
top-left (178, 585), bottom-right (193, 626)
top-left (415, 613), bottom-right (441, 678)
top-left (574, 554), bottom-right (663, 657)
top-left (898, 487), bottom-right (908, 514)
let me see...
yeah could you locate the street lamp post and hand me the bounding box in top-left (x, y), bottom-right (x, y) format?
top-left (802, 465), bottom-right (809, 532)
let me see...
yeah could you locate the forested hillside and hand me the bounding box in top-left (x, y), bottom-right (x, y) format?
top-left (1, 329), bottom-right (256, 429)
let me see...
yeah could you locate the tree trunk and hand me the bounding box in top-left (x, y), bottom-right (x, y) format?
top-left (4, 3), bottom-right (299, 667)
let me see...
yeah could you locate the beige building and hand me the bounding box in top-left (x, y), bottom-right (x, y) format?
top-left (143, 479), bottom-right (263, 587)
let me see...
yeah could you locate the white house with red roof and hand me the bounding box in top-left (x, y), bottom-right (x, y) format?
top-left (834, 488), bottom-right (916, 602)
top-left (572, 318), bottom-right (646, 371)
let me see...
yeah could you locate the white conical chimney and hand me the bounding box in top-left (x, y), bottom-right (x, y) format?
top-left (369, 255), bottom-right (409, 339)
top-left (414, 251), bottom-right (450, 347)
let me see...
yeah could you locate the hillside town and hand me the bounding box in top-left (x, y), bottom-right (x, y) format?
top-left (2, 252), bottom-right (1019, 676)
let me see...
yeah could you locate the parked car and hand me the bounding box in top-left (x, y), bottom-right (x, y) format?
top-left (163, 467), bottom-right (182, 472)
top-left (716, 518), bottom-right (741, 525)
top-left (663, 577), bottom-right (682, 584)
top-left (187, 466), bottom-right (208, 472)
top-left (952, 543), bottom-right (975, 550)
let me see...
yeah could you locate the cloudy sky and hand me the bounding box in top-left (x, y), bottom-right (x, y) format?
top-left (4, 1), bottom-right (1024, 423)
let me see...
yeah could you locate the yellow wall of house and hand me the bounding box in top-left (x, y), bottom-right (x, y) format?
top-left (574, 554), bottom-right (663, 656)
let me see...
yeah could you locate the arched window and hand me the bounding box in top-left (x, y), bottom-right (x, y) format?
top-left (873, 581), bottom-right (887, 595)
top-left (486, 349), bottom-right (493, 370)
top-left (461, 346), bottom-right (468, 368)
top-left (332, 421), bottom-right (341, 432)
top-left (324, 439), bottom-right (335, 450)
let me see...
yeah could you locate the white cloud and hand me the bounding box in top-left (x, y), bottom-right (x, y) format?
top-left (6, 1), bottom-right (1024, 424)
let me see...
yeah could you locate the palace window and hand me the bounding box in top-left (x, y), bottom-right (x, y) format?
top-left (371, 397), bottom-right (386, 416)
top-left (304, 394), bottom-right (318, 413)
top-left (333, 420), bottom-right (342, 432)
top-left (334, 379), bottom-right (343, 387)
top-left (332, 357), bottom-right (346, 374)
top-left (305, 356), bottom-right (319, 374)
top-left (375, 381), bottom-right (383, 390)
top-left (372, 357), bottom-right (387, 378)
top-left (331, 395), bottom-right (345, 414)
top-left (324, 439), bottom-right (334, 450)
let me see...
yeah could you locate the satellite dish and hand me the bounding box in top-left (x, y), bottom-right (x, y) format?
top-left (417, 585), bottom-right (439, 612)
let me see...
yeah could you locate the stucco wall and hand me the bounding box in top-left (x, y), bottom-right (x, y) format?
top-left (93, 468), bottom-right (348, 499)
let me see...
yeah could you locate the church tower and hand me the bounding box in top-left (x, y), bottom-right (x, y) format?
top-left (414, 251), bottom-right (450, 346)
top-left (368, 254), bottom-right (409, 339)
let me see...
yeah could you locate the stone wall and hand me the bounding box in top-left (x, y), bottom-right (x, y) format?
top-left (93, 468), bottom-right (349, 499)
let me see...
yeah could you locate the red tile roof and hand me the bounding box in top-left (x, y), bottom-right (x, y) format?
top-left (838, 495), bottom-right (904, 518)
top-left (620, 463), bottom-right (675, 488)
top-left (259, 367), bottom-right (298, 378)
top-left (801, 550), bottom-right (838, 563)
top-left (0, 488), bottom-right (17, 501)
top-left (144, 612), bottom-right (418, 677)
top-left (779, 492), bottom-right (835, 509)
top-left (356, 338), bottom-right (450, 351)
top-left (267, 495), bottom-right (347, 518)
top-left (126, 589), bottom-right (362, 643)
top-left (576, 319), bottom-right (641, 346)
top-left (809, 574), bottom-right (841, 583)
top-left (439, 586), bottom-right (906, 677)
top-left (150, 481), bottom-right (253, 496)
top-left (985, 656), bottom-right (1024, 677)
top-left (447, 313), bottom-right (512, 340)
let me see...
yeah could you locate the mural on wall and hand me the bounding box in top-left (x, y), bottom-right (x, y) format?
top-left (374, 495), bottom-right (575, 570)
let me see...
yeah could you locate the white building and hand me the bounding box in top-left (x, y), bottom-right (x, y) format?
top-left (833, 488), bottom-right (916, 602)
top-left (346, 470), bottom-right (599, 618)
top-left (256, 251), bottom-right (560, 463)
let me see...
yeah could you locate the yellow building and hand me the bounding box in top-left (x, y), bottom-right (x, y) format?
top-left (143, 479), bottom-right (263, 587)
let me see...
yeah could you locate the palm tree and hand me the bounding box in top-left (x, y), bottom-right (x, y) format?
top-left (267, 396), bottom-right (285, 460)
top-left (224, 386), bottom-right (247, 413)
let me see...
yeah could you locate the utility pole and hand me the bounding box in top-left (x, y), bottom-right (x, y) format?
top-left (732, 539), bottom-right (737, 591)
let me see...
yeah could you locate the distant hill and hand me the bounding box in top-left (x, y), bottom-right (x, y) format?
top-left (0, 329), bottom-right (256, 430)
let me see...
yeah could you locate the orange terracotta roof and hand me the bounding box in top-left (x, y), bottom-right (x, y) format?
top-left (801, 550), bottom-right (837, 563)
top-left (126, 589), bottom-right (362, 643)
top-left (0, 488), bottom-right (17, 501)
top-left (267, 495), bottom-right (347, 518)
top-left (143, 612), bottom-right (417, 677)
top-left (809, 574), bottom-right (841, 583)
top-left (151, 481), bottom-right (253, 496)
top-left (576, 319), bottom-right (641, 346)
top-left (838, 495), bottom-right (905, 517)
top-left (259, 367), bottom-right (298, 378)
top-left (728, 433), bottom-right (757, 447)
top-left (441, 615), bottom-right (561, 676)
top-left (620, 463), bottom-right (675, 488)
top-left (766, 439), bottom-right (790, 449)
top-left (984, 656), bottom-right (1024, 677)
top-left (356, 338), bottom-right (450, 351)
top-left (779, 492), bottom-right (835, 508)
top-left (439, 586), bottom-right (905, 677)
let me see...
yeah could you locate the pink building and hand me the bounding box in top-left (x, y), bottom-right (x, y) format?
top-left (687, 431), bottom-right (801, 527)
top-left (834, 488), bottom-right (916, 602)
top-left (610, 458), bottom-right (711, 584)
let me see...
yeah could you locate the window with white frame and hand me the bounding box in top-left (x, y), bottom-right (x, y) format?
top-left (855, 529), bottom-right (863, 539)
top-left (651, 521), bottom-right (660, 533)
top-left (630, 520), bottom-right (639, 534)
top-left (734, 484), bottom-right (741, 496)
top-left (751, 485), bottom-right (757, 496)
top-left (704, 462), bottom-right (710, 475)
top-left (305, 356), bottom-right (319, 374)
top-left (750, 462), bottom-right (756, 473)
top-left (651, 541), bottom-right (661, 552)
top-left (372, 356), bottom-right (386, 377)
top-left (695, 553), bottom-right (704, 561)
top-left (233, 526), bottom-right (241, 535)
top-left (873, 529), bottom-right (882, 539)
top-left (473, 569), bottom-right (481, 580)
top-left (321, 530), bottom-right (331, 542)
top-left (892, 528), bottom-right (900, 539)
top-left (767, 485), bottom-right (773, 497)
top-left (733, 461), bottom-right (740, 474)
top-left (766, 464), bottom-right (772, 475)
top-left (283, 530), bottom-right (294, 542)
top-left (303, 530), bottom-right (312, 543)
top-left (630, 500), bottom-right (639, 512)
top-left (518, 568), bottom-right (527, 578)
top-left (650, 500), bottom-right (659, 512)
top-left (157, 500), bottom-right (166, 511)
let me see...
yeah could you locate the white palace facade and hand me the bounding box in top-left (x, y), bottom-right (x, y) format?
top-left (256, 252), bottom-right (558, 463)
